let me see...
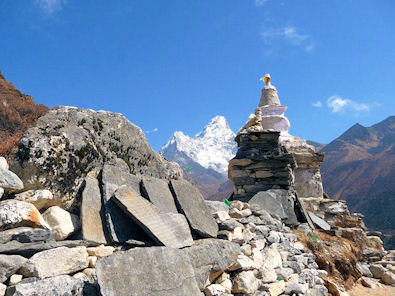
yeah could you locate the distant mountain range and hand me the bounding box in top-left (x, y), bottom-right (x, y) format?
top-left (161, 115), bottom-right (395, 248)
top-left (320, 116), bottom-right (395, 248)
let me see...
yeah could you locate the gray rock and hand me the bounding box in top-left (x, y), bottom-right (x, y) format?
top-left (96, 246), bottom-right (201, 296)
top-left (370, 264), bottom-right (386, 279)
top-left (112, 185), bottom-right (193, 248)
top-left (101, 160), bottom-right (150, 243)
top-left (81, 177), bottom-right (107, 244)
top-left (0, 227), bottom-right (53, 244)
top-left (10, 106), bottom-right (181, 211)
top-left (219, 219), bottom-right (243, 231)
top-left (141, 177), bottom-right (178, 214)
top-left (183, 239), bottom-right (240, 290)
top-left (0, 240), bottom-right (97, 257)
top-left (0, 200), bottom-right (49, 230)
top-left (356, 262), bottom-right (372, 277)
top-left (0, 255), bottom-right (27, 283)
top-left (249, 190), bottom-right (287, 220)
top-left (308, 212), bottom-right (330, 231)
top-left (20, 246), bottom-right (89, 279)
top-left (170, 179), bottom-right (218, 238)
top-left (0, 168), bottom-right (23, 192)
top-left (5, 275), bottom-right (86, 296)
top-left (204, 200), bottom-right (230, 214)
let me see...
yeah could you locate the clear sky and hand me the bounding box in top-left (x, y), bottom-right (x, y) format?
top-left (1, 0), bottom-right (394, 150)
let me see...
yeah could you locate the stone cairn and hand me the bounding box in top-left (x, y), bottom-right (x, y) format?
top-left (0, 101), bottom-right (393, 295)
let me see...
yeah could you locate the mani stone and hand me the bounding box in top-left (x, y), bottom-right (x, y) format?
top-left (81, 177), bottom-right (106, 244)
top-left (5, 275), bottom-right (85, 296)
top-left (0, 227), bottom-right (53, 244)
top-left (0, 168), bottom-right (23, 192)
top-left (19, 246), bottom-right (89, 279)
top-left (112, 185), bottom-right (193, 248)
top-left (0, 254), bottom-right (27, 283)
top-left (308, 212), bottom-right (331, 231)
top-left (141, 177), bottom-right (178, 214)
top-left (96, 246), bottom-right (201, 296)
top-left (101, 160), bottom-right (146, 243)
top-left (0, 200), bottom-right (49, 231)
top-left (170, 179), bottom-right (218, 238)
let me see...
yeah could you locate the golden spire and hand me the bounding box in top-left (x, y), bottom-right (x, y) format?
top-left (259, 74), bottom-right (271, 86)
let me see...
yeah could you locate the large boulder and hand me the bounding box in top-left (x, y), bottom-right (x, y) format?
top-left (0, 200), bottom-right (49, 230)
top-left (96, 246), bottom-right (201, 296)
top-left (19, 246), bottom-right (89, 278)
top-left (5, 275), bottom-right (86, 296)
top-left (11, 106), bottom-right (182, 210)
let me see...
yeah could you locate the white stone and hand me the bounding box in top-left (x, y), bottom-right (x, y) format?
top-left (14, 190), bottom-right (57, 211)
top-left (382, 271), bottom-right (395, 285)
top-left (258, 266), bottom-right (277, 283)
top-left (264, 280), bottom-right (285, 296)
top-left (229, 254), bottom-right (255, 271)
top-left (232, 271), bottom-right (258, 294)
top-left (0, 188), bottom-right (3, 199)
top-left (252, 248), bottom-right (263, 269)
top-left (240, 244), bottom-right (252, 256)
top-left (204, 284), bottom-right (226, 296)
top-left (9, 274), bottom-right (23, 285)
top-left (243, 228), bottom-right (256, 242)
top-left (230, 201), bottom-right (244, 211)
top-left (88, 256), bottom-right (97, 268)
top-left (285, 282), bottom-right (309, 294)
top-left (0, 158), bottom-right (8, 170)
top-left (251, 239), bottom-right (266, 250)
top-left (220, 279), bottom-right (232, 294)
top-left (231, 227), bottom-right (244, 243)
top-left (0, 283), bottom-right (5, 296)
top-left (213, 211), bottom-right (230, 223)
top-left (87, 245), bottom-right (115, 258)
top-left (261, 244), bottom-right (282, 269)
top-left (42, 206), bottom-right (80, 240)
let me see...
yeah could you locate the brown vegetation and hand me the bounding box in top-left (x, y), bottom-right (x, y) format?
top-left (0, 71), bottom-right (48, 160)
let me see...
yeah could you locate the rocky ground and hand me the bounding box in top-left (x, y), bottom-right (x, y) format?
top-left (0, 106), bottom-right (394, 295)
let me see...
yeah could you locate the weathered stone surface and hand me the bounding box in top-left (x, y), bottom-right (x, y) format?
top-left (0, 200), bottom-right (49, 230)
top-left (87, 245), bottom-right (115, 258)
top-left (184, 239), bottom-right (240, 290)
top-left (113, 185), bottom-right (193, 248)
top-left (170, 179), bottom-right (218, 238)
top-left (263, 280), bottom-right (286, 296)
top-left (0, 255), bottom-right (27, 283)
top-left (5, 275), bottom-right (85, 296)
top-left (81, 177), bottom-right (106, 244)
top-left (14, 190), bottom-right (58, 211)
top-left (0, 240), bottom-right (98, 257)
top-left (42, 206), bottom-right (80, 240)
top-left (308, 212), bottom-right (330, 230)
top-left (0, 158), bottom-right (8, 170)
top-left (249, 190), bottom-right (287, 220)
top-left (8, 274), bottom-right (22, 286)
top-left (20, 246), bottom-right (89, 279)
top-left (0, 188), bottom-right (3, 200)
top-left (101, 160), bottom-right (149, 243)
top-left (96, 246), bottom-right (201, 296)
top-left (0, 283), bottom-right (4, 296)
top-left (141, 177), bottom-right (178, 214)
top-left (205, 200), bottom-right (230, 214)
top-left (0, 227), bottom-right (53, 244)
top-left (232, 270), bottom-right (258, 294)
top-left (0, 168), bottom-right (23, 192)
top-left (11, 106), bottom-right (181, 210)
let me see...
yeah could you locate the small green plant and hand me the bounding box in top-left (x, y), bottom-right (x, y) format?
top-left (308, 231), bottom-right (318, 242)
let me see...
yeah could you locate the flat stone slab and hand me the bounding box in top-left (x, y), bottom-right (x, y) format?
top-left (5, 275), bottom-right (85, 296)
top-left (141, 177), bottom-right (178, 214)
top-left (0, 240), bottom-right (99, 257)
top-left (170, 179), bottom-right (218, 238)
top-left (81, 176), bottom-right (107, 244)
top-left (101, 161), bottom-right (150, 243)
top-left (112, 185), bottom-right (193, 248)
top-left (0, 227), bottom-right (53, 244)
top-left (308, 212), bottom-right (331, 230)
top-left (96, 246), bottom-right (201, 296)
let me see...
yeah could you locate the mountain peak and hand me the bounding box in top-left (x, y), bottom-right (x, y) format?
top-left (160, 115), bottom-right (237, 175)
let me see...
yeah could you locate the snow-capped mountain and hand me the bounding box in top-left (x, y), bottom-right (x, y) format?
top-left (160, 116), bottom-right (237, 175)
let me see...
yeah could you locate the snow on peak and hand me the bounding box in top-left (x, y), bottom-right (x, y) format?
top-left (160, 116), bottom-right (237, 175)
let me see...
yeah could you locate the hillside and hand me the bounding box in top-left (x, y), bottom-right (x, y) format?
top-left (0, 72), bottom-right (48, 159)
top-left (321, 116), bottom-right (395, 248)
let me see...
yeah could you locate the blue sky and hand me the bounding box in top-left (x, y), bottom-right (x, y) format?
top-left (1, 0), bottom-right (394, 150)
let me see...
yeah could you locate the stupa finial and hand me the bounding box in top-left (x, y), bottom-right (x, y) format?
top-left (260, 74), bottom-right (271, 86)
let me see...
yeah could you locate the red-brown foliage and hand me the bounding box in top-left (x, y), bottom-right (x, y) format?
top-left (0, 71), bottom-right (48, 160)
